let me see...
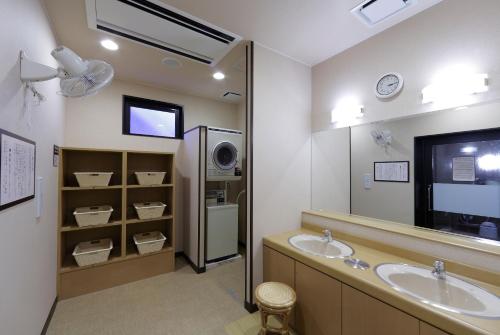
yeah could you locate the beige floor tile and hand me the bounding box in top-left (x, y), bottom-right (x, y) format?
top-left (225, 313), bottom-right (297, 335)
top-left (48, 256), bottom-right (247, 335)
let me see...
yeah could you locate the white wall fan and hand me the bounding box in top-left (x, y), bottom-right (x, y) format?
top-left (20, 46), bottom-right (114, 98)
top-left (371, 129), bottom-right (392, 148)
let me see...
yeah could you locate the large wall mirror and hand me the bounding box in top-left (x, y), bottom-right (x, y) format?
top-left (310, 0), bottom-right (500, 250)
top-left (312, 99), bottom-right (500, 246)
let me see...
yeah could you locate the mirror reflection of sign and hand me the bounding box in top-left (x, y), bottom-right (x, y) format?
top-left (452, 156), bottom-right (475, 182)
top-left (374, 161), bottom-right (409, 182)
top-left (0, 132), bottom-right (36, 208)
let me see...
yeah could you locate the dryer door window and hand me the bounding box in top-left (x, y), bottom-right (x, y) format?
top-left (213, 142), bottom-right (237, 170)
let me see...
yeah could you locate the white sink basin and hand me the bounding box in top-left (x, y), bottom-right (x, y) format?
top-left (375, 263), bottom-right (500, 318)
top-left (288, 234), bottom-right (354, 259)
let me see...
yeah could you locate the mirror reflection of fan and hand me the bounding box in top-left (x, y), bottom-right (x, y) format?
top-left (20, 46), bottom-right (114, 97)
top-left (371, 129), bottom-right (392, 148)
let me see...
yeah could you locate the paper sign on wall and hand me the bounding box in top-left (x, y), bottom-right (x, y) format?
top-left (53, 145), bottom-right (60, 167)
top-left (0, 129), bottom-right (36, 211)
top-left (452, 156), bottom-right (475, 182)
top-left (374, 161), bottom-right (409, 182)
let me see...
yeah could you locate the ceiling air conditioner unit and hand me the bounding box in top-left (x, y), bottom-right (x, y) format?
top-left (351, 0), bottom-right (416, 26)
top-left (85, 0), bottom-right (241, 66)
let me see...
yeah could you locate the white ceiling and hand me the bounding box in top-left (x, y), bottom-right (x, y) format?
top-left (160, 0), bottom-right (443, 66)
top-left (42, 0), bottom-right (247, 103)
top-left (42, 0), bottom-right (443, 101)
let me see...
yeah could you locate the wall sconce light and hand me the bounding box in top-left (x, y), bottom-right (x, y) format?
top-left (331, 98), bottom-right (364, 124)
top-left (421, 72), bottom-right (488, 104)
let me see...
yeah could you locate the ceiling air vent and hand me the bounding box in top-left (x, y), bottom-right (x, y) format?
top-left (222, 92), bottom-right (242, 103)
top-left (351, 0), bottom-right (416, 26)
top-left (85, 0), bottom-right (241, 66)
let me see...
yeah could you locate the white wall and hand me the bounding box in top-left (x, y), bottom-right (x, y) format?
top-left (312, 0), bottom-right (500, 132)
top-left (64, 79), bottom-right (240, 251)
top-left (252, 44), bottom-right (311, 294)
top-left (311, 0), bottom-right (500, 216)
top-left (64, 79), bottom-right (239, 151)
top-left (311, 128), bottom-right (350, 214)
top-left (235, 101), bottom-right (247, 243)
top-left (0, 1), bottom-right (65, 334)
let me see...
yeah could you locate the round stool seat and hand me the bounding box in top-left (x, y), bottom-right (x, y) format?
top-left (255, 282), bottom-right (296, 310)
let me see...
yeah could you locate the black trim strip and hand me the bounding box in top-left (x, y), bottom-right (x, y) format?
top-left (206, 253), bottom-right (239, 264)
top-left (118, 0), bottom-right (235, 43)
top-left (40, 297), bottom-right (57, 335)
top-left (248, 41), bottom-right (255, 306)
top-left (207, 127), bottom-right (243, 135)
top-left (177, 251), bottom-right (206, 274)
top-left (244, 44), bottom-right (249, 306)
top-left (203, 128), bottom-right (208, 266)
top-left (97, 25), bottom-right (212, 64)
top-left (361, 0), bottom-right (378, 9)
top-left (223, 92), bottom-right (242, 97)
top-left (349, 127), bottom-right (352, 214)
top-left (197, 128), bottom-right (202, 269)
top-left (244, 301), bottom-right (258, 313)
top-left (184, 125), bottom-right (202, 135)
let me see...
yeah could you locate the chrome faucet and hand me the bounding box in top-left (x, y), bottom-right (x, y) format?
top-left (432, 260), bottom-right (446, 280)
top-left (322, 229), bottom-right (333, 243)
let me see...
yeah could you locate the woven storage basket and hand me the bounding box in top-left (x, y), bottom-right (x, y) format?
top-left (73, 205), bottom-right (113, 227)
top-left (133, 202), bottom-right (166, 220)
top-left (135, 172), bottom-right (166, 185)
top-left (73, 239), bottom-right (113, 267)
top-left (133, 231), bottom-right (166, 255)
top-left (74, 172), bottom-right (113, 187)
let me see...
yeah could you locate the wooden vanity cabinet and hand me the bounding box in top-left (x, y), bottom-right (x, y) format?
top-left (263, 246), bottom-right (447, 335)
top-left (420, 322), bottom-right (450, 335)
top-left (295, 262), bottom-right (342, 335)
top-left (263, 246), bottom-right (295, 286)
top-left (342, 284), bottom-right (419, 335)
top-left (263, 246), bottom-right (296, 326)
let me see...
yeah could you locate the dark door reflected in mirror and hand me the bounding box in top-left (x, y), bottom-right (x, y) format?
top-left (415, 128), bottom-right (500, 242)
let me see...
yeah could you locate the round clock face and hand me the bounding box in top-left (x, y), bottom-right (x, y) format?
top-left (375, 73), bottom-right (403, 99)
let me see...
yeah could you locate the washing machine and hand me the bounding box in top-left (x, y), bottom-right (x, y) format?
top-left (207, 127), bottom-right (242, 181)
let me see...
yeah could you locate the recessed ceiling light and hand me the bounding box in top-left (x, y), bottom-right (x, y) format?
top-left (100, 39), bottom-right (119, 51)
top-left (162, 57), bottom-right (182, 68)
top-left (213, 72), bottom-right (225, 80)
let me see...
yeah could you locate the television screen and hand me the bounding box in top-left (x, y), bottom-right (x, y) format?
top-left (123, 96), bottom-right (183, 139)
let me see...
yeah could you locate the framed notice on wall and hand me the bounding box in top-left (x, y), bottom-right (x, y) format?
top-left (0, 129), bottom-right (36, 211)
top-left (374, 161), bottom-right (409, 183)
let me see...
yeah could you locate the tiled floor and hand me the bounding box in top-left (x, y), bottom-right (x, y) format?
top-left (47, 256), bottom-right (248, 335)
top-left (225, 313), bottom-right (297, 335)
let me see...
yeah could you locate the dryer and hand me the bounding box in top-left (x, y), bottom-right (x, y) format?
top-left (207, 127), bottom-right (242, 181)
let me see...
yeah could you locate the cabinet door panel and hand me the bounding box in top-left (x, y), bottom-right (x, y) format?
top-left (263, 246), bottom-right (294, 286)
top-left (342, 284), bottom-right (419, 335)
top-left (295, 262), bottom-right (341, 335)
top-left (263, 246), bottom-right (296, 327)
top-left (420, 322), bottom-right (450, 335)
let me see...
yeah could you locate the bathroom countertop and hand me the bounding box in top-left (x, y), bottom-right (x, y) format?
top-left (263, 228), bottom-right (500, 335)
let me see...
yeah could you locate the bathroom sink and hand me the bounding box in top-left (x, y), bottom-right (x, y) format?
top-left (375, 263), bottom-right (500, 318)
top-left (288, 234), bottom-right (354, 258)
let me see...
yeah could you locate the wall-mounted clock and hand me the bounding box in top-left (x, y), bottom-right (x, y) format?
top-left (375, 73), bottom-right (404, 99)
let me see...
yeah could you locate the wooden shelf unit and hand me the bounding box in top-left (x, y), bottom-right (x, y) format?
top-left (57, 148), bottom-right (175, 299)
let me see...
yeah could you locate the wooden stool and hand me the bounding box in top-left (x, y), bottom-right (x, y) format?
top-left (255, 282), bottom-right (296, 335)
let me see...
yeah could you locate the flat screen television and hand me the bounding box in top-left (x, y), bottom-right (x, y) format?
top-left (123, 95), bottom-right (184, 139)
